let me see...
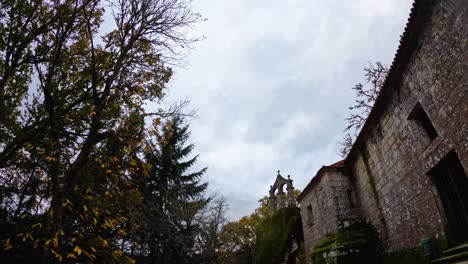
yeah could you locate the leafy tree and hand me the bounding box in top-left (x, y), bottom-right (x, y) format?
top-left (220, 214), bottom-right (259, 264)
top-left (217, 190), bottom-right (301, 264)
top-left (194, 196), bottom-right (229, 264)
top-left (339, 62), bottom-right (389, 157)
top-left (0, 0), bottom-right (202, 262)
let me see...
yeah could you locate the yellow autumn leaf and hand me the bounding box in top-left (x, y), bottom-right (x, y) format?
top-left (74, 246), bottom-right (82, 255)
top-left (83, 250), bottom-right (96, 260)
top-left (101, 239), bottom-right (108, 248)
top-left (51, 249), bottom-right (62, 261)
top-left (67, 253), bottom-right (77, 259)
top-left (117, 229), bottom-right (127, 236)
top-left (154, 117), bottom-right (161, 125)
top-left (3, 245), bottom-right (13, 251)
top-left (53, 237), bottom-right (58, 248)
top-left (25, 232), bottom-right (33, 240)
top-left (32, 223), bottom-right (42, 229)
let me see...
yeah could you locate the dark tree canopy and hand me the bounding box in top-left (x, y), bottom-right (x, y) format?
top-left (129, 116), bottom-right (209, 263)
top-left (0, 0), bottom-right (204, 263)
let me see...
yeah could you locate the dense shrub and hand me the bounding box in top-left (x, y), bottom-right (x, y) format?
top-left (310, 221), bottom-right (381, 264)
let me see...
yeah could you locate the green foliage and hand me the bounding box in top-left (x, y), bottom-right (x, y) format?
top-left (310, 221), bottom-right (381, 264)
top-left (220, 213), bottom-right (260, 264)
top-left (254, 207), bottom-right (302, 264)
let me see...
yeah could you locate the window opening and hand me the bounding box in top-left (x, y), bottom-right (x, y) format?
top-left (408, 102), bottom-right (438, 142)
top-left (429, 150), bottom-right (468, 245)
top-left (307, 205), bottom-right (313, 225)
top-left (347, 189), bottom-right (356, 208)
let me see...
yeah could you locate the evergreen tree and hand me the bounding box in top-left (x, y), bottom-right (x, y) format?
top-left (134, 115), bottom-right (209, 263)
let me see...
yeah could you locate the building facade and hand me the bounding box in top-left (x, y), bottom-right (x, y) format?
top-left (297, 0), bottom-right (468, 261)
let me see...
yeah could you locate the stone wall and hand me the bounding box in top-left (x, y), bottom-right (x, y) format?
top-left (299, 169), bottom-right (360, 260)
top-left (349, 0), bottom-right (467, 252)
top-left (299, 0), bottom-right (468, 260)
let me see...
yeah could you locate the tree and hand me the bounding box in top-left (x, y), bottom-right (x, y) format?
top-left (339, 62), bottom-right (389, 157)
top-left (194, 196), bottom-right (229, 264)
top-left (219, 214), bottom-right (259, 264)
top-left (217, 189), bottom-right (302, 264)
top-left (129, 115), bottom-right (209, 263)
top-left (0, 0), bottom-right (202, 262)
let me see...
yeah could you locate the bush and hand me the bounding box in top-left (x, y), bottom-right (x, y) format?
top-left (310, 221), bottom-right (381, 264)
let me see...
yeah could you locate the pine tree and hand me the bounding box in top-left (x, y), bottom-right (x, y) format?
top-left (136, 115), bottom-right (209, 263)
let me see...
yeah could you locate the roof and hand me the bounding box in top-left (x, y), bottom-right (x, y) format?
top-left (346, 0), bottom-right (436, 161)
top-left (324, 160), bottom-right (346, 168)
top-left (297, 160), bottom-right (347, 202)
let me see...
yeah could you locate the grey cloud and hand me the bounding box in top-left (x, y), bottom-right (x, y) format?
top-left (162, 0), bottom-right (414, 220)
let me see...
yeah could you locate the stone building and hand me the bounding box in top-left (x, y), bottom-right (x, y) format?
top-left (297, 0), bottom-right (467, 262)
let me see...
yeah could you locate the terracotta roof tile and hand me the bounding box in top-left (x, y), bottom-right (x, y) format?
top-left (297, 160), bottom-right (347, 201)
top-left (325, 160), bottom-right (346, 168)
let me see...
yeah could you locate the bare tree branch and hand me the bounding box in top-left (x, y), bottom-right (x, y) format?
top-left (339, 62), bottom-right (389, 157)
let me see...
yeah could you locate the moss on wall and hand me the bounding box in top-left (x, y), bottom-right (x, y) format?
top-left (310, 221), bottom-right (381, 264)
top-left (254, 207), bottom-right (302, 264)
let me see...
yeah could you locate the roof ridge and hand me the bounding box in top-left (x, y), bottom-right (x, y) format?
top-left (326, 160), bottom-right (346, 168)
top-left (345, 0), bottom-right (434, 161)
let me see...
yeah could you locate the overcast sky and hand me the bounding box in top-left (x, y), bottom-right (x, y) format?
top-left (164, 0), bottom-right (414, 220)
